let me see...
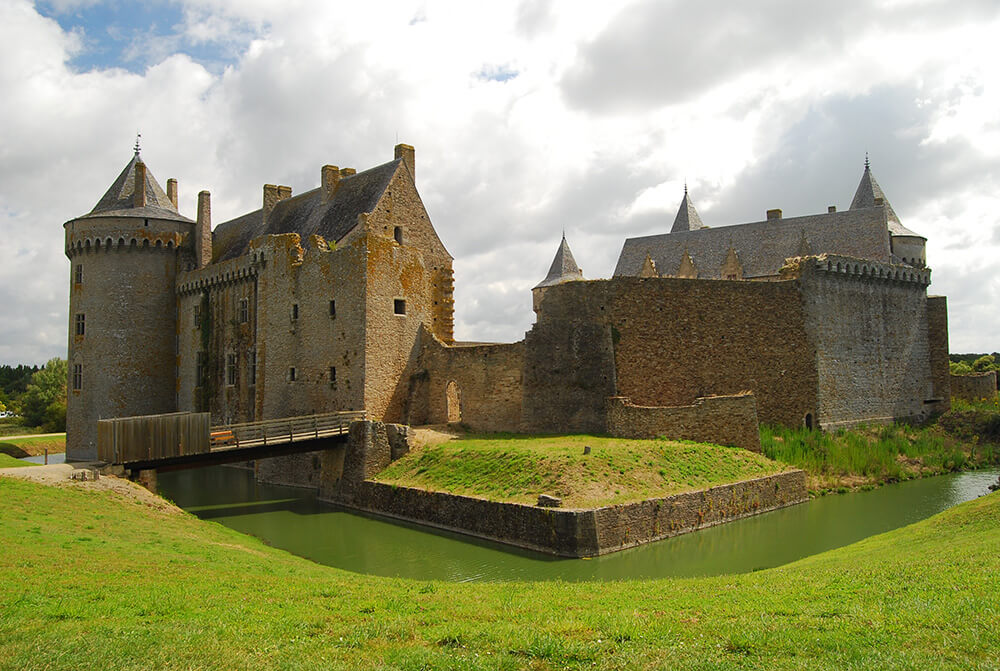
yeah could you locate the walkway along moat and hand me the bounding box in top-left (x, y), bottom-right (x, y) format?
top-left (157, 465), bottom-right (1000, 582)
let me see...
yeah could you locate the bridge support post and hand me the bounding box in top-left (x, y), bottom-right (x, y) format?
top-left (128, 468), bottom-right (158, 493)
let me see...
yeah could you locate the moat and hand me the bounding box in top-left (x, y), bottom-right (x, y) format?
top-left (157, 465), bottom-right (1000, 582)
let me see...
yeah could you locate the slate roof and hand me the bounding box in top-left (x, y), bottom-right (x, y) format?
top-left (614, 208), bottom-right (893, 279)
top-left (212, 159), bottom-right (402, 263)
top-left (670, 188), bottom-right (706, 232)
top-left (849, 162), bottom-right (924, 238)
top-left (534, 235), bottom-right (584, 289)
top-left (79, 153), bottom-right (193, 223)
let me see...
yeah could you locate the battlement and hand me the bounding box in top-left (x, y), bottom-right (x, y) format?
top-left (782, 254), bottom-right (932, 287)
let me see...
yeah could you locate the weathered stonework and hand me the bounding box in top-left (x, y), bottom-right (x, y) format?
top-left (606, 394), bottom-right (761, 451)
top-left (950, 372), bottom-right (997, 401)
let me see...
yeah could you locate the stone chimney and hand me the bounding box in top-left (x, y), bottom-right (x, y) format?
top-left (322, 165), bottom-right (340, 202)
top-left (263, 184), bottom-right (279, 216)
top-left (394, 143), bottom-right (415, 182)
top-left (196, 191), bottom-right (212, 269)
top-left (167, 179), bottom-right (178, 208)
top-left (277, 185), bottom-right (292, 201)
top-left (766, 209), bottom-right (782, 221)
top-left (134, 162), bottom-right (147, 208)
top-left (828, 205), bottom-right (836, 213)
top-left (340, 167), bottom-right (356, 177)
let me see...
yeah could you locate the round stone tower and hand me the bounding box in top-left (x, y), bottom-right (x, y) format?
top-left (64, 148), bottom-right (198, 461)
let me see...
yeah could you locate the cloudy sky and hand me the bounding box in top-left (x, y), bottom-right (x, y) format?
top-left (1, 0), bottom-right (998, 364)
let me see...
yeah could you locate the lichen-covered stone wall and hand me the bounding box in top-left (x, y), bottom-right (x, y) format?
top-left (410, 331), bottom-right (524, 431)
top-left (606, 394), bottom-right (761, 451)
top-left (950, 371), bottom-right (997, 401)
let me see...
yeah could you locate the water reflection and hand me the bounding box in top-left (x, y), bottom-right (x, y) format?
top-left (158, 466), bottom-right (1000, 582)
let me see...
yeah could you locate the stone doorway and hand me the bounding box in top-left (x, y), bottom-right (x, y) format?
top-left (446, 380), bottom-right (462, 423)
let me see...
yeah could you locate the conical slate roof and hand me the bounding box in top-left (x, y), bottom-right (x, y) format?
top-left (79, 153), bottom-right (192, 223)
top-left (534, 235), bottom-right (584, 289)
top-left (670, 187), bottom-right (705, 233)
top-left (849, 160), bottom-right (921, 238)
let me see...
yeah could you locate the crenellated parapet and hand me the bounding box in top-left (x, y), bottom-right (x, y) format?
top-left (176, 258), bottom-right (261, 296)
top-left (781, 253), bottom-right (931, 286)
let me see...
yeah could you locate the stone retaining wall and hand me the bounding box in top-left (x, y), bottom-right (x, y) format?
top-left (325, 468), bottom-right (807, 557)
top-left (950, 371), bottom-right (997, 401)
top-left (606, 394), bottom-right (761, 451)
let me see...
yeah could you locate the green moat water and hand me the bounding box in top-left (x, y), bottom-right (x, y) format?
top-left (157, 466), bottom-right (1000, 582)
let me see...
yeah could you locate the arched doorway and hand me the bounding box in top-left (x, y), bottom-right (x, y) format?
top-left (804, 413), bottom-right (814, 430)
top-left (446, 380), bottom-right (461, 423)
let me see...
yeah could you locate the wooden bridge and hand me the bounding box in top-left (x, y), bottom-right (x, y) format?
top-left (98, 411), bottom-right (365, 472)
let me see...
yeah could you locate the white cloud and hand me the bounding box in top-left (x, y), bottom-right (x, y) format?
top-left (1, 0), bottom-right (999, 364)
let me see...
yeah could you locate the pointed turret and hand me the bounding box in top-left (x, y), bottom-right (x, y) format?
top-left (849, 156), bottom-right (926, 265)
top-left (533, 234), bottom-right (584, 289)
top-left (670, 185), bottom-right (706, 233)
top-left (533, 235), bottom-right (585, 313)
top-left (84, 153), bottom-right (192, 223)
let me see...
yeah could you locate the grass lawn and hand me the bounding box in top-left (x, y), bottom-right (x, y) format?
top-left (0, 475), bottom-right (998, 670)
top-left (377, 434), bottom-right (793, 507)
top-left (0, 453), bottom-right (33, 468)
top-left (0, 433), bottom-right (65, 458)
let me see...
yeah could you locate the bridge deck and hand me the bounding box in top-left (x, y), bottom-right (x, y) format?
top-left (115, 411), bottom-right (364, 472)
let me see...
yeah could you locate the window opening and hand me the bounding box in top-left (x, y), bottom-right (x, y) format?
top-left (75, 313), bottom-right (85, 336)
top-left (239, 298), bottom-right (249, 324)
top-left (329, 366), bottom-right (336, 384)
top-left (72, 364), bottom-right (82, 391)
top-left (291, 303), bottom-right (299, 320)
top-left (394, 298), bottom-right (406, 315)
top-left (249, 349), bottom-right (256, 386)
top-left (329, 300), bottom-right (336, 318)
top-left (289, 367), bottom-right (297, 382)
top-left (393, 226), bottom-right (403, 244)
top-left (74, 264), bottom-right (82, 285)
top-left (226, 353), bottom-right (237, 386)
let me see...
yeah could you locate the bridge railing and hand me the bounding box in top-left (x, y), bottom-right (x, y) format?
top-left (209, 411), bottom-right (365, 450)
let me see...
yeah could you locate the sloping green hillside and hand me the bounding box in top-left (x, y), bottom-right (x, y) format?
top-left (1, 474), bottom-right (998, 670)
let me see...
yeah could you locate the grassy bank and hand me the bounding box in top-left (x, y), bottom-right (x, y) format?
top-left (761, 404), bottom-right (1000, 493)
top-left (377, 434), bottom-right (792, 507)
top-left (0, 433), bottom-right (65, 458)
top-left (1, 475), bottom-right (998, 669)
top-left (0, 454), bottom-right (32, 468)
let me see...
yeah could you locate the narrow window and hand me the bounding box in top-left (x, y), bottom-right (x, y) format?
top-left (75, 313), bottom-right (85, 336)
top-left (226, 353), bottom-right (237, 386)
top-left (249, 349), bottom-right (257, 386)
top-left (74, 264), bottom-right (82, 285)
top-left (196, 351), bottom-right (207, 387)
top-left (329, 299), bottom-right (336, 318)
top-left (393, 226), bottom-right (403, 244)
top-left (72, 364), bottom-right (82, 391)
top-left (239, 298), bottom-right (249, 324)
top-left (194, 304), bottom-right (201, 325)
top-left (329, 366), bottom-right (336, 384)
top-left (291, 303), bottom-right (299, 320)
top-left (394, 298), bottom-right (406, 315)
top-left (289, 367), bottom-right (297, 382)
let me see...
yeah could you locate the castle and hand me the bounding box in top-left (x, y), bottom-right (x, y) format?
top-left (64, 145), bottom-right (951, 461)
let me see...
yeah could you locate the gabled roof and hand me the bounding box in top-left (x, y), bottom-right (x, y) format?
top-left (615, 208), bottom-right (893, 279)
top-left (79, 153), bottom-right (192, 223)
top-left (849, 160), bottom-right (923, 238)
top-left (212, 158), bottom-right (402, 263)
top-left (534, 235), bottom-right (584, 289)
top-left (670, 188), bottom-right (705, 233)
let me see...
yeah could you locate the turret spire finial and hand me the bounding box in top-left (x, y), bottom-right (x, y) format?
top-left (864, 152), bottom-right (869, 170)
top-left (684, 180), bottom-right (688, 196)
top-left (134, 132), bottom-right (142, 158)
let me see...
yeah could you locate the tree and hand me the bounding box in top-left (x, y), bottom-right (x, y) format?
top-left (19, 358), bottom-right (67, 431)
top-left (950, 361), bottom-right (973, 375)
top-left (972, 355), bottom-right (998, 373)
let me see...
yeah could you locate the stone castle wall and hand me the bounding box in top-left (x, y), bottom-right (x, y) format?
top-left (65, 218), bottom-right (189, 460)
top-left (950, 371), bottom-right (997, 401)
top-left (409, 332), bottom-right (524, 431)
top-left (522, 277), bottom-right (818, 433)
top-left (927, 296), bottom-right (952, 411)
top-left (606, 394), bottom-right (761, 451)
top-left (797, 256), bottom-right (936, 428)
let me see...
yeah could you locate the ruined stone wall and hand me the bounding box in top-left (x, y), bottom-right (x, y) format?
top-left (523, 277), bottom-right (817, 433)
top-left (362, 167), bottom-right (454, 423)
top-left (927, 296), bottom-right (951, 411)
top-left (409, 332), bottom-right (524, 431)
top-left (950, 371), bottom-right (997, 401)
top-left (798, 257), bottom-right (935, 428)
top-left (606, 394), bottom-right (761, 451)
top-left (64, 217), bottom-right (189, 460)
